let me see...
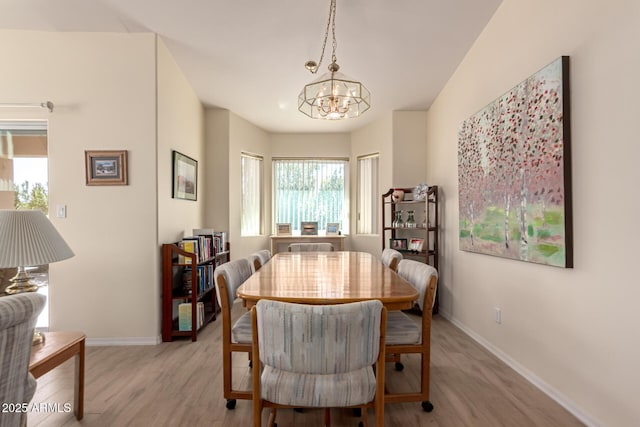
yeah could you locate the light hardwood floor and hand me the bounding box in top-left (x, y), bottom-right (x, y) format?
top-left (28, 304), bottom-right (583, 427)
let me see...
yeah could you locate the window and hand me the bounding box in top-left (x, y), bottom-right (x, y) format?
top-left (273, 158), bottom-right (348, 233)
top-left (357, 154), bottom-right (379, 234)
top-left (1, 121), bottom-right (49, 330)
top-left (241, 152), bottom-right (263, 236)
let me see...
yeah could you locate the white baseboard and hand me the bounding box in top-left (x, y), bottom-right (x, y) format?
top-left (438, 309), bottom-right (600, 427)
top-left (86, 336), bottom-right (161, 346)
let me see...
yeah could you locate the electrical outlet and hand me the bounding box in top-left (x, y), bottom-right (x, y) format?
top-left (494, 307), bottom-right (502, 324)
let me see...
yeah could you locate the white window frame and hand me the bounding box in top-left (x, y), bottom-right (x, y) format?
top-left (357, 153), bottom-right (379, 235)
top-left (241, 152), bottom-right (263, 236)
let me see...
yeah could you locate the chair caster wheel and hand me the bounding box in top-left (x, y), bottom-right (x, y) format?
top-left (394, 362), bottom-right (404, 371)
top-left (226, 399), bottom-right (236, 409)
top-left (422, 400), bottom-right (434, 412)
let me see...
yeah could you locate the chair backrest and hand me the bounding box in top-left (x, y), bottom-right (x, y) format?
top-left (0, 293), bottom-right (46, 427)
top-left (248, 249), bottom-right (272, 273)
top-left (288, 243), bottom-right (334, 252)
top-left (381, 248), bottom-right (403, 272)
top-left (213, 258), bottom-right (252, 310)
top-left (396, 259), bottom-right (438, 312)
top-left (255, 299), bottom-right (383, 375)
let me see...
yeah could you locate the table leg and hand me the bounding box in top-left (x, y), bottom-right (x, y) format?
top-left (74, 339), bottom-right (85, 420)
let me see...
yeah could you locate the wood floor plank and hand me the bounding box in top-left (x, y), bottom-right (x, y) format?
top-left (28, 305), bottom-right (583, 426)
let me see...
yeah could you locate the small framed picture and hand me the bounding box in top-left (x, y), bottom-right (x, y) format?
top-left (301, 221), bottom-right (318, 236)
top-left (277, 223), bottom-right (292, 235)
top-left (390, 238), bottom-right (408, 250)
top-left (172, 150), bottom-right (198, 201)
top-left (409, 238), bottom-right (425, 253)
top-left (85, 150), bottom-right (128, 186)
top-left (326, 222), bottom-right (339, 235)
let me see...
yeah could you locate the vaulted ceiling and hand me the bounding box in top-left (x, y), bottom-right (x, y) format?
top-left (0, 0), bottom-right (502, 133)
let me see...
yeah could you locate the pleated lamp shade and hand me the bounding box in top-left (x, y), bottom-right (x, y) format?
top-left (0, 209), bottom-right (74, 268)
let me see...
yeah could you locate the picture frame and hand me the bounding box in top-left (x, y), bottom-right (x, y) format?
top-left (458, 56), bottom-right (572, 268)
top-left (85, 150), bottom-right (128, 186)
top-left (408, 238), bottom-right (424, 253)
top-left (301, 221), bottom-right (318, 236)
top-left (389, 238), bottom-right (408, 251)
top-left (325, 222), bottom-right (339, 235)
top-left (276, 223), bottom-right (292, 236)
top-left (172, 150), bottom-right (198, 201)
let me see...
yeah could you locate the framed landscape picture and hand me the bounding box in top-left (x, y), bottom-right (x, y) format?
top-left (85, 150), bottom-right (128, 186)
top-left (172, 151), bottom-right (197, 201)
top-left (457, 56), bottom-right (572, 268)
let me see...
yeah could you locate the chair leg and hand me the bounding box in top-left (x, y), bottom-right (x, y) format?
top-left (268, 408), bottom-right (277, 427)
top-left (360, 406), bottom-right (369, 427)
top-left (323, 408), bottom-right (331, 426)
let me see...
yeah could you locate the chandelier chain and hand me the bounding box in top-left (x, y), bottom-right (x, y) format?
top-left (312, 0), bottom-right (338, 74)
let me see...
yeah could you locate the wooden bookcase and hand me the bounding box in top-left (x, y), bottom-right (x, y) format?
top-left (382, 186), bottom-right (439, 311)
top-left (161, 241), bottom-right (230, 342)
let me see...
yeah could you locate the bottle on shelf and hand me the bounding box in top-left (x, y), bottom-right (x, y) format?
top-left (406, 210), bottom-right (416, 228)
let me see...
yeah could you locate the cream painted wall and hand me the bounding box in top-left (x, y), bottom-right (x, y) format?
top-left (425, 1), bottom-right (640, 425)
top-left (157, 38), bottom-right (205, 244)
top-left (0, 31), bottom-right (159, 341)
top-left (392, 111), bottom-right (428, 188)
top-left (227, 113), bottom-right (271, 260)
top-left (204, 109), bottom-right (230, 232)
top-left (349, 114), bottom-right (393, 255)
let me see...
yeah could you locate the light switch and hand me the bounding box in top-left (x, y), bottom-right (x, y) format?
top-left (56, 205), bottom-right (67, 218)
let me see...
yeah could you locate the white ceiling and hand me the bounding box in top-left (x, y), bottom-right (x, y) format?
top-left (0, 0), bottom-right (501, 133)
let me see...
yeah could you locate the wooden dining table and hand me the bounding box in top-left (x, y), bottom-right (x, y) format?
top-left (237, 251), bottom-right (419, 310)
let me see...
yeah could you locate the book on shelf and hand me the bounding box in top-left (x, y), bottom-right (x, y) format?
top-left (213, 231), bottom-right (227, 254)
top-left (178, 302), bottom-right (204, 331)
top-left (178, 239), bottom-right (199, 264)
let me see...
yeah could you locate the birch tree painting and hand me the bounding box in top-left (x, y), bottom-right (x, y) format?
top-left (457, 56), bottom-right (573, 268)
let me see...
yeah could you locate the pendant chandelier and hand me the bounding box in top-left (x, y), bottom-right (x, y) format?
top-left (298, 0), bottom-right (370, 120)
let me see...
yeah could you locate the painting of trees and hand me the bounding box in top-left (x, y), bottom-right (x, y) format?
top-left (457, 56), bottom-right (573, 268)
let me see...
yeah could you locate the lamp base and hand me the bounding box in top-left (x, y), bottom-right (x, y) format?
top-left (33, 330), bottom-right (45, 346)
top-left (5, 267), bottom-right (40, 294)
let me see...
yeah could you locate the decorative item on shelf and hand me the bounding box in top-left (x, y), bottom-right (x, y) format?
top-left (412, 183), bottom-right (430, 201)
top-left (390, 238), bottom-right (408, 251)
top-left (0, 210), bottom-right (74, 345)
top-left (404, 211), bottom-right (418, 228)
top-left (406, 210), bottom-right (416, 228)
top-left (301, 221), bottom-right (318, 236)
top-left (276, 223), bottom-right (292, 236)
top-left (391, 188), bottom-right (405, 202)
top-left (325, 222), bottom-right (339, 235)
top-left (298, 0), bottom-right (370, 120)
top-left (392, 210), bottom-right (404, 228)
top-left (408, 238), bottom-right (424, 253)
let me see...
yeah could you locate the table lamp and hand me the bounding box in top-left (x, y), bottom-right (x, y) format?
top-left (0, 209), bottom-right (74, 343)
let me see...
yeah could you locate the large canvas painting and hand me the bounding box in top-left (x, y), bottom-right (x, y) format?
top-left (457, 56), bottom-right (572, 268)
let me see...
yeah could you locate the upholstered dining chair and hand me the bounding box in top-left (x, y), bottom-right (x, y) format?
top-left (380, 248), bottom-right (403, 272)
top-left (248, 249), bottom-right (272, 273)
top-left (252, 299), bottom-right (387, 427)
top-left (287, 242), bottom-right (334, 252)
top-left (385, 259), bottom-right (438, 412)
top-left (213, 258), bottom-right (254, 409)
top-left (0, 292), bottom-right (46, 427)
